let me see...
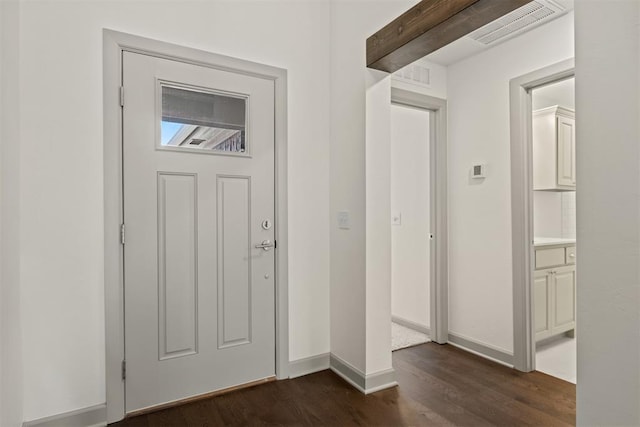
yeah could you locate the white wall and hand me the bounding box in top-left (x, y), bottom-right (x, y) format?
top-left (575, 1), bottom-right (640, 424)
top-left (329, 0), bottom-right (419, 376)
top-left (444, 11), bottom-right (574, 352)
top-left (329, 0), bottom-right (367, 372)
top-left (0, 1), bottom-right (24, 426)
top-left (365, 70), bottom-right (394, 375)
top-left (390, 104), bottom-right (430, 329)
top-left (15, 0), bottom-right (330, 421)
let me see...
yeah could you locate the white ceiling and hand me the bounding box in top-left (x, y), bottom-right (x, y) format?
top-left (424, 0), bottom-right (574, 66)
top-left (532, 77), bottom-right (575, 110)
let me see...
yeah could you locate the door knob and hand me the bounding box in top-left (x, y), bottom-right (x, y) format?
top-left (255, 240), bottom-right (275, 251)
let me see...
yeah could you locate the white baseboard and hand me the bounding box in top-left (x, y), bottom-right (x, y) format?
top-left (391, 315), bottom-right (431, 336)
top-left (22, 404), bottom-right (106, 427)
top-left (24, 353), bottom-right (394, 426)
top-left (289, 352), bottom-right (330, 379)
top-left (329, 354), bottom-right (397, 394)
top-left (364, 368), bottom-right (397, 394)
top-left (448, 332), bottom-right (514, 367)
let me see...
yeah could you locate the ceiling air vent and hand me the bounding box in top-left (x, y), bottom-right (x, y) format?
top-left (392, 63), bottom-right (430, 87)
top-left (467, 0), bottom-right (567, 46)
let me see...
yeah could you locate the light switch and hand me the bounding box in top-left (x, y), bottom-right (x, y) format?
top-left (392, 212), bottom-right (402, 225)
top-left (337, 211), bottom-right (351, 229)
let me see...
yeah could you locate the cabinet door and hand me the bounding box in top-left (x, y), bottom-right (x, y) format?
top-left (534, 270), bottom-right (552, 341)
top-left (557, 116), bottom-right (576, 187)
top-left (552, 265), bottom-right (576, 334)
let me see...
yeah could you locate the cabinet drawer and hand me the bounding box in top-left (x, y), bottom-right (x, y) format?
top-left (565, 246), bottom-right (576, 264)
top-left (535, 247), bottom-right (566, 269)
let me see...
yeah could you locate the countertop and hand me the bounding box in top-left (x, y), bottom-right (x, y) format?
top-left (534, 237), bottom-right (576, 247)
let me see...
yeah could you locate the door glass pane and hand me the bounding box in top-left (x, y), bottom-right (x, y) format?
top-left (160, 85), bottom-right (247, 154)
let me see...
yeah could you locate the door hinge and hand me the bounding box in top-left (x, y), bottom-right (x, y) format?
top-left (121, 360), bottom-right (126, 381)
top-left (119, 86), bottom-right (125, 107)
top-left (120, 223), bottom-right (125, 245)
top-left (274, 240), bottom-right (277, 249)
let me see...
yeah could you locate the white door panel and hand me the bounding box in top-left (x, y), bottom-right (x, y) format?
top-left (123, 51), bottom-right (275, 412)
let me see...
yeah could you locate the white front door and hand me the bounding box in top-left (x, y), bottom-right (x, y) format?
top-left (122, 51), bottom-right (276, 413)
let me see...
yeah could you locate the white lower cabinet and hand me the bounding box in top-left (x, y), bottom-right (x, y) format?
top-left (553, 265), bottom-right (576, 334)
top-left (534, 270), bottom-right (552, 341)
top-left (534, 245), bottom-right (576, 342)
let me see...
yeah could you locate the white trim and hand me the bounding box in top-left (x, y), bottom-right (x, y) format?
top-left (329, 354), bottom-right (397, 394)
top-left (22, 404), bottom-right (106, 427)
top-left (103, 29), bottom-right (289, 423)
top-left (288, 353), bottom-right (330, 379)
top-left (364, 368), bottom-right (398, 394)
top-left (509, 58), bottom-right (574, 372)
top-left (447, 332), bottom-right (514, 367)
top-left (390, 88), bottom-right (448, 344)
top-left (329, 354), bottom-right (366, 392)
top-left (391, 315), bottom-right (430, 336)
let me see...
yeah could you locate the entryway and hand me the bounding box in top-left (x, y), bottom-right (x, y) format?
top-left (104, 31), bottom-right (289, 423)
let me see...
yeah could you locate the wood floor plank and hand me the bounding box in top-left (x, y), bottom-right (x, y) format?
top-left (112, 343), bottom-right (576, 426)
top-left (395, 349), bottom-right (573, 426)
top-left (402, 344), bottom-right (575, 421)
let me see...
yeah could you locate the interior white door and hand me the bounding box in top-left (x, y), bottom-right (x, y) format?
top-left (122, 51), bottom-right (275, 412)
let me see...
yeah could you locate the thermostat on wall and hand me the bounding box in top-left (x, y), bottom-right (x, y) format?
top-left (472, 164), bottom-right (486, 179)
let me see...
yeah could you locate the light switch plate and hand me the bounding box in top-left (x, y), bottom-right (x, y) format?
top-left (392, 212), bottom-right (402, 225)
top-left (337, 211), bottom-right (350, 229)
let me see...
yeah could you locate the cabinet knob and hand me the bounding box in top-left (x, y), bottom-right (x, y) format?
top-left (569, 253), bottom-right (575, 258)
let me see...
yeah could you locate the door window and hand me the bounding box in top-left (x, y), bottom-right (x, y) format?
top-left (159, 83), bottom-right (248, 155)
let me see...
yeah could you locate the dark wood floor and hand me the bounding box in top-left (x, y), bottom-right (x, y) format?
top-left (112, 343), bottom-right (575, 426)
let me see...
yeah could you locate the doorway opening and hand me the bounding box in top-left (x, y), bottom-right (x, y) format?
top-left (510, 59), bottom-right (575, 374)
top-left (389, 88), bottom-right (448, 350)
top-left (390, 102), bottom-right (432, 350)
top-left (531, 77), bottom-right (576, 383)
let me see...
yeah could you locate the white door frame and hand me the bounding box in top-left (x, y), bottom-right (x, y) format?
top-left (390, 88), bottom-right (448, 344)
top-left (510, 58), bottom-right (574, 372)
top-left (103, 29), bottom-right (289, 423)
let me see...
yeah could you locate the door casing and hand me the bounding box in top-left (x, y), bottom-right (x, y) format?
top-left (510, 58), bottom-right (574, 372)
top-left (103, 29), bottom-right (289, 423)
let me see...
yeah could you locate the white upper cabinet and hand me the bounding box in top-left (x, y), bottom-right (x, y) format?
top-left (533, 106), bottom-right (576, 191)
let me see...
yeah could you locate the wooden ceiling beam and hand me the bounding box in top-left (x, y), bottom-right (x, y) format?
top-left (367, 0), bottom-right (532, 73)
